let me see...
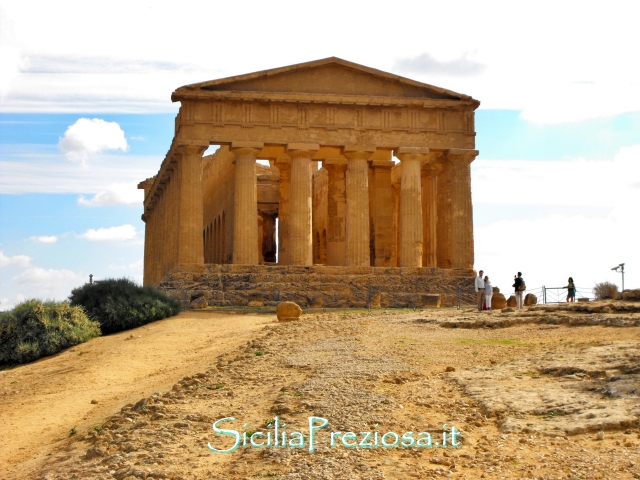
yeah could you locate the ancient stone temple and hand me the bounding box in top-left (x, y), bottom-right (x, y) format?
top-left (138, 58), bottom-right (479, 308)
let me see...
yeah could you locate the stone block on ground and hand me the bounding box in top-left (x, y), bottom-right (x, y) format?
top-left (277, 301), bottom-right (303, 321)
top-left (506, 295), bottom-right (517, 307)
top-left (491, 292), bottom-right (507, 309)
top-left (577, 298), bottom-right (590, 302)
top-left (524, 293), bottom-right (538, 306)
top-left (189, 296), bottom-right (208, 309)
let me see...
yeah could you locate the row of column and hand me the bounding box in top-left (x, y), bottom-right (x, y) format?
top-left (228, 143), bottom-right (477, 269)
top-left (143, 142), bottom-right (477, 286)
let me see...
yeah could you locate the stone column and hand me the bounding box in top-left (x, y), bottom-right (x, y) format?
top-left (323, 159), bottom-right (348, 266)
top-left (394, 147), bottom-right (430, 268)
top-left (343, 146), bottom-right (375, 267)
top-left (286, 143), bottom-right (319, 265)
top-left (176, 146), bottom-right (207, 264)
top-left (231, 141), bottom-right (264, 265)
top-left (370, 160), bottom-right (394, 266)
top-left (436, 162), bottom-right (453, 269)
top-left (275, 157), bottom-right (291, 265)
top-left (448, 149), bottom-right (478, 269)
top-left (421, 161), bottom-right (442, 268)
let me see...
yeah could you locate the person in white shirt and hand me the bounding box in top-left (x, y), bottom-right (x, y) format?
top-left (474, 270), bottom-right (485, 312)
top-left (484, 276), bottom-right (493, 310)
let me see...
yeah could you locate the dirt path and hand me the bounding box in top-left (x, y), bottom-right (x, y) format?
top-left (4, 305), bottom-right (640, 479)
top-left (0, 311), bottom-right (275, 478)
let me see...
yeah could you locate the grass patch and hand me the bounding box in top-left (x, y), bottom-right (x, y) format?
top-left (69, 278), bottom-right (181, 335)
top-left (0, 299), bottom-right (100, 365)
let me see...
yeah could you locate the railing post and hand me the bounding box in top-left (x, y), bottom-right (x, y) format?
top-left (543, 285), bottom-right (546, 305)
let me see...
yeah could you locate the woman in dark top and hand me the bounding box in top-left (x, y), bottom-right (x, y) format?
top-left (565, 277), bottom-right (576, 302)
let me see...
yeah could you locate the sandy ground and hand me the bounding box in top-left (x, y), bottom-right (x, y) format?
top-left (0, 311), bottom-right (274, 478)
top-left (3, 305), bottom-right (640, 479)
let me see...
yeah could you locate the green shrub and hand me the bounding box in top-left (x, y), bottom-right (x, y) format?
top-left (68, 278), bottom-right (181, 334)
top-left (0, 299), bottom-right (101, 365)
top-left (593, 281), bottom-right (619, 300)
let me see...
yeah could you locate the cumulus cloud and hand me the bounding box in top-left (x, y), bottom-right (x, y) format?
top-left (78, 224), bottom-right (137, 242)
top-left (31, 235), bottom-right (58, 243)
top-left (0, 250), bottom-right (31, 268)
top-left (58, 118), bottom-right (128, 162)
top-left (78, 182), bottom-right (143, 207)
top-left (393, 52), bottom-right (485, 76)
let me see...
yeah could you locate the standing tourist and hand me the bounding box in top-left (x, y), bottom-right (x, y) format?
top-left (484, 275), bottom-right (493, 310)
top-left (475, 270), bottom-right (485, 312)
top-left (564, 277), bottom-right (576, 302)
top-left (513, 272), bottom-right (525, 309)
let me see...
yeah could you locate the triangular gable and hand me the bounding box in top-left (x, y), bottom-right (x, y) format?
top-left (174, 57), bottom-right (472, 102)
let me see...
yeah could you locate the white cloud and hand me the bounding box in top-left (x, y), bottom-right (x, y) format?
top-left (473, 145), bottom-right (640, 295)
top-left (0, 6), bottom-right (27, 98)
top-left (78, 224), bottom-right (137, 242)
top-left (58, 118), bottom-right (128, 161)
top-left (0, 250), bottom-right (31, 268)
top-left (78, 182), bottom-right (143, 206)
top-left (7, 267), bottom-right (85, 308)
top-left (129, 259), bottom-right (143, 270)
top-left (0, 148), bottom-right (158, 195)
top-left (472, 145), bottom-right (640, 208)
top-left (0, 1), bottom-right (638, 123)
top-left (31, 235), bottom-right (58, 243)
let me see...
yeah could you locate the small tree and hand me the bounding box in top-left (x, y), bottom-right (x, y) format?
top-left (593, 281), bottom-right (619, 300)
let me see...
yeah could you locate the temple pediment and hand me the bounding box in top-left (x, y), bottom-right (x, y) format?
top-left (172, 57), bottom-right (476, 104)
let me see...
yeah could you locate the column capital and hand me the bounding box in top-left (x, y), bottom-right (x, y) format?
top-left (394, 147), bottom-right (430, 163)
top-left (176, 144), bottom-right (208, 156)
top-left (273, 155), bottom-right (291, 165)
top-left (342, 145), bottom-right (376, 161)
top-left (231, 141), bottom-right (264, 157)
top-left (286, 143), bottom-right (320, 157)
top-left (447, 148), bottom-right (479, 164)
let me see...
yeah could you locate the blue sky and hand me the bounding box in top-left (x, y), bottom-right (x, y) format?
top-left (1, 1), bottom-right (639, 309)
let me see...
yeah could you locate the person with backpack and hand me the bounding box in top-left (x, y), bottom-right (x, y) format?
top-left (513, 272), bottom-right (525, 309)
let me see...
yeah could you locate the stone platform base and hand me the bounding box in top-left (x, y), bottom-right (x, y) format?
top-left (157, 264), bottom-right (475, 310)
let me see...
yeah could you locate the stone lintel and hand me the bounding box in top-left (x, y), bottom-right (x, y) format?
top-left (274, 156), bottom-right (291, 165)
top-left (231, 141), bottom-right (265, 150)
top-left (370, 160), bottom-right (395, 168)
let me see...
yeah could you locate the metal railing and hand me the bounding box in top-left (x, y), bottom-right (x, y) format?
top-left (540, 286), bottom-right (594, 304)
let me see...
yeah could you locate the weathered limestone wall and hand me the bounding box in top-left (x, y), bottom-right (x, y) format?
top-left (158, 263), bottom-right (475, 309)
top-left (203, 146), bottom-right (235, 264)
top-left (312, 168), bottom-right (328, 265)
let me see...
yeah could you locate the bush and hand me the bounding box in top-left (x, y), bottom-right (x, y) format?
top-left (0, 299), bottom-right (101, 365)
top-left (69, 278), bottom-right (181, 334)
top-left (593, 281), bottom-right (619, 300)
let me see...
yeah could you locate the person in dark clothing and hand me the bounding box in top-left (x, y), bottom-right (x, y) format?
top-left (512, 272), bottom-right (525, 309)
